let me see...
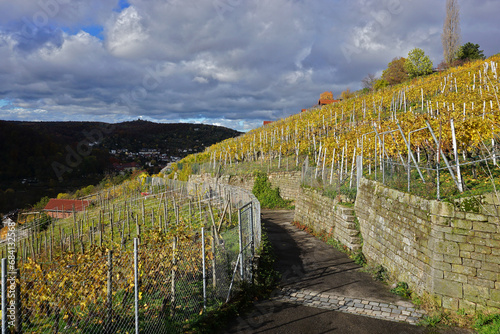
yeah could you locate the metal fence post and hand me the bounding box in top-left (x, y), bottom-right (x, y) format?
top-left (201, 227), bottom-right (206, 310)
top-left (14, 253), bottom-right (20, 333)
top-left (134, 238), bottom-right (139, 334)
top-left (106, 250), bottom-right (113, 334)
top-left (2, 258), bottom-right (6, 334)
top-left (238, 207), bottom-right (244, 281)
top-left (249, 204), bottom-right (255, 283)
top-left (250, 204), bottom-right (254, 260)
top-left (356, 156), bottom-right (363, 190)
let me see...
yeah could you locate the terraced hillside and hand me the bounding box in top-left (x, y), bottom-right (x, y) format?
top-left (179, 55), bottom-right (500, 200)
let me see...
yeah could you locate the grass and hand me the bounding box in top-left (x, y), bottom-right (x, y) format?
top-left (361, 264), bottom-right (390, 282)
top-left (474, 313), bottom-right (500, 334)
top-left (390, 282), bottom-right (412, 299)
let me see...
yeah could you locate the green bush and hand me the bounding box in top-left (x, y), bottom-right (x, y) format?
top-left (474, 313), bottom-right (500, 334)
top-left (390, 281), bottom-right (412, 299)
top-left (33, 196), bottom-right (51, 210)
top-left (252, 172), bottom-right (292, 209)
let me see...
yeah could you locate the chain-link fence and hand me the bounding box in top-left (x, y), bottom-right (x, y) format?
top-left (1, 178), bottom-right (260, 333)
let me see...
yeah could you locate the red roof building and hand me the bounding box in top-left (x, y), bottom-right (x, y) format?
top-left (318, 98), bottom-right (340, 105)
top-left (263, 121), bottom-right (273, 125)
top-left (317, 91), bottom-right (340, 106)
top-left (44, 199), bottom-right (91, 219)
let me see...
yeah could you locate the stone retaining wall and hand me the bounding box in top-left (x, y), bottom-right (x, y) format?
top-left (189, 171), bottom-right (301, 201)
top-left (355, 177), bottom-right (500, 312)
top-left (294, 187), bottom-right (361, 251)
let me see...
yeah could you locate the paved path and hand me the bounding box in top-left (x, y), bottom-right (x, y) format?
top-left (222, 210), bottom-right (474, 334)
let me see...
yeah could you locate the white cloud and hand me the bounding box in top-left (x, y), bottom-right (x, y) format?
top-left (0, 0), bottom-right (499, 131)
top-left (193, 76), bottom-right (209, 84)
top-left (105, 6), bottom-right (148, 58)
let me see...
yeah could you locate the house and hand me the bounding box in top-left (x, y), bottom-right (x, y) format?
top-left (263, 121), bottom-right (273, 125)
top-left (43, 199), bottom-right (91, 219)
top-left (318, 98), bottom-right (340, 105)
top-left (318, 91), bottom-right (340, 106)
top-left (113, 162), bottom-right (141, 174)
top-left (0, 217), bottom-right (14, 240)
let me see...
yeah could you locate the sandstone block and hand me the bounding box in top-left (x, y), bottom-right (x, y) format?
top-left (473, 222), bottom-right (497, 233)
top-left (485, 255), bottom-right (500, 265)
top-left (451, 219), bottom-right (472, 230)
top-left (442, 296), bottom-right (459, 310)
top-left (451, 264), bottom-right (477, 276)
top-left (486, 239), bottom-right (500, 248)
top-left (444, 271), bottom-right (468, 284)
top-left (434, 278), bottom-right (463, 298)
top-left (459, 243), bottom-right (475, 252)
top-left (443, 255), bottom-right (463, 265)
top-left (477, 269), bottom-right (499, 281)
top-left (445, 233), bottom-right (467, 243)
top-left (435, 240), bottom-right (459, 256)
top-left (431, 201), bottom-right (455, 217)
top-left (464, 284), bottom-right (489, 303)
top-left (474, 245), bottom-right (492, 255)
top-left (468, 277), bottom-right (495, 289)
top-left (481, 262), bottom-right (500, 272)
top-left (466, 212), bottom-right (488, 222)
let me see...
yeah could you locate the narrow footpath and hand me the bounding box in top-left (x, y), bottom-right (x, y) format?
top-left (222, 210), bottom-right (474, 334)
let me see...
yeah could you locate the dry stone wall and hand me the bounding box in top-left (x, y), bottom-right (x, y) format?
top-left (189, 171), bottom-right (301, 201)
top-left (294, 187), bottom-right (361, 251)
top-left (356, 177), bottom-right (500, 312)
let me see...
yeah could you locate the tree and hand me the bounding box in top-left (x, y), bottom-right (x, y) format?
top-left (361, 73), bottom-right (377, 91)
top-left (339, 88), bottom-right (355, 100)
top-left (404, 48), bottom-right (433, 79)
top-left (319, 91), bottom-right (334, 100)
top-left (373, 79), bottom-right (389, 91)
top-left (456, 42), bottom-right (485, 61)
top-left (382, 57), bottom-right (408, 85)
top-left (442, 0), bottom-right (461, 64)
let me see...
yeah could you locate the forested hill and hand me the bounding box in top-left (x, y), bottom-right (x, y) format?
top-left (0, 120), bottom-right (240, 214)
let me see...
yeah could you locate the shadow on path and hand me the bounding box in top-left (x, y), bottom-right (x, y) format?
top-left (221, 210), bottom-right (473, 334)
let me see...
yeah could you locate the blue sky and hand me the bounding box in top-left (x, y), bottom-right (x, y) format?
top-left (0, 0), bottom-right (499, 131)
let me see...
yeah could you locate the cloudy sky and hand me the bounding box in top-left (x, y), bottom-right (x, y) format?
top-left (0, 0), bottom-right (498, 131)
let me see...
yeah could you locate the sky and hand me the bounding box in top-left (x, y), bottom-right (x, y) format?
top-left (0, 0), bottom-right (499, 132)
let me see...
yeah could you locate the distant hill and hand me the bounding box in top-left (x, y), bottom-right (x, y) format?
top-left (0, 120), bottom-right (241, 214)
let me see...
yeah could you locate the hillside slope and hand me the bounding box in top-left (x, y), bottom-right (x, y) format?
top-left (0, 120), bottom-right (240, 214)
top-left (180, 55), bottom-right (500, 199)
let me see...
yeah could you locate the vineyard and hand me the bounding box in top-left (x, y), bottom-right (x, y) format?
top-left (2, 176), bottom-right (260, 333)
top-left (180, 55), bottom-right (500, 202)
